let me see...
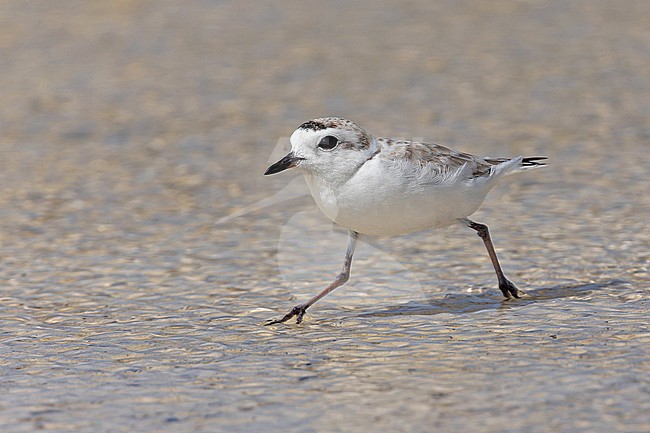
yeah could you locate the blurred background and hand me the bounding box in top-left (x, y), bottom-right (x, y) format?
top-left (1, 1), bottom-right (648, 432)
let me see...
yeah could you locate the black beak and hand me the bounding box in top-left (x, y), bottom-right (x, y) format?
top-left (264, 152), bottom-right (302, 175)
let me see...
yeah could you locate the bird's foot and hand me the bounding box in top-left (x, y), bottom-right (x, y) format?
top-left (265, 303), bottom-right (309, 325)
top-left (499, 279), bottom-right (525, 299)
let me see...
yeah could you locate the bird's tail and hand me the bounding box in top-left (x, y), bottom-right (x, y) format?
top-left (481, 156), bottom-right (547, 181)
top-left (520, 156), bottom-right (548, 168)
top-left (485, 156), bottom-right (547, 168)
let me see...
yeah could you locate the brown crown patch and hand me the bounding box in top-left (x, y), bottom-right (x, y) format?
top-left (299, 117), bottom-right (372, 150)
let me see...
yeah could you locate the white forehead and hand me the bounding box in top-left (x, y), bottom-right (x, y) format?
top-left (290, 127), bottom-right (323, 147)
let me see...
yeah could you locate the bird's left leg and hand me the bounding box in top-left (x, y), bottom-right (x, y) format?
top-left (461, 218), bottom-right (524, 298)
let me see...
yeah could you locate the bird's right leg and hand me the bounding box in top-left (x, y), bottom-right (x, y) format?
top-left (266, 230), bottom-right (359, 325)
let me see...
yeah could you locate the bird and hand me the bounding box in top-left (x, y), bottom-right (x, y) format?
top-left (264, 117), bottom-right (546, 324)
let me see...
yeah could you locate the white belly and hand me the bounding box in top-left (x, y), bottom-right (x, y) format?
top-left (303, 164), bottom-right (491, 237)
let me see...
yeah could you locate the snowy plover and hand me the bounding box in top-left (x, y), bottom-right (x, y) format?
top-left (265, 117), bottom-right (546, 324)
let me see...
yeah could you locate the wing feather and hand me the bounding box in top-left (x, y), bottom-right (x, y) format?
top-left (377, 138), bottom-right (494, 179)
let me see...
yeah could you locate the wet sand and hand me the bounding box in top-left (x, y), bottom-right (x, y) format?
top-left (1, 1), bottom-right (649, 432)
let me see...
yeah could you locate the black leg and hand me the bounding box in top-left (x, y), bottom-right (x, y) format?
top-left (462, 218), bottom-right (523, 298)
top-left (266, 230), bottom-right (359, 324)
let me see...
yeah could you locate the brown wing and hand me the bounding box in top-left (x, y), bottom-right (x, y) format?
top-left (378, 138), bottom-right (494, 177)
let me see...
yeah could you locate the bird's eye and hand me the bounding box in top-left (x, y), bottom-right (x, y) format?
top-left (317, 135), bottom-right (339, 151)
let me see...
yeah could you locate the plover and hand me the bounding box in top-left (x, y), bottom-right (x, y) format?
top-left (264, 117), bottom-right (546, 324)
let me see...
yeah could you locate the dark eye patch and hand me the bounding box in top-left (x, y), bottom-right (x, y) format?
top-left (317, 135), bottom-right (339, 150)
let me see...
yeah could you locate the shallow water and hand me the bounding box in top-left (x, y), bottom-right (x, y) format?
top-left (1, 1), bottom-right (649, 432)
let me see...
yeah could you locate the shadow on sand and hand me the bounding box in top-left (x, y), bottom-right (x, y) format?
top-left (358, 280), bottom-right (629, 318)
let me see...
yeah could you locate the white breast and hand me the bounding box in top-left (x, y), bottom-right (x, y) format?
top-left (303, 157), bottom-right (494, 236)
